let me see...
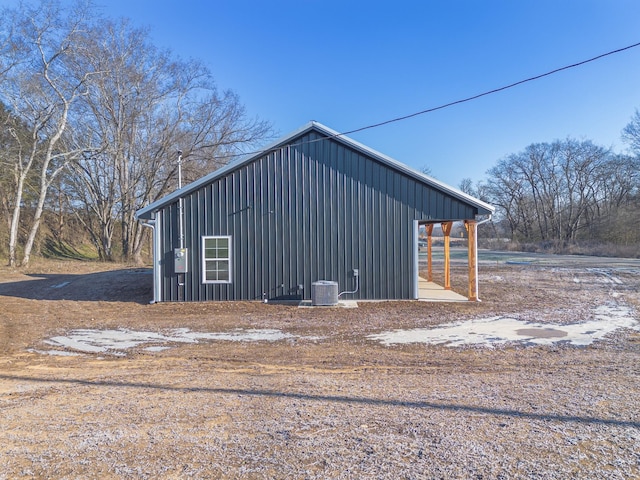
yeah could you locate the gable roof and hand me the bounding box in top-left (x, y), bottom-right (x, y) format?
top-left (136, 121), bottom-right (494, 220)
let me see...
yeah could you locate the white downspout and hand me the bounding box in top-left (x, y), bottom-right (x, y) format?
top-left (412, 220), bottom-right (419, 299)
top-left (473, 214), bottom-right (492, 301)
top-left (141, 217), bottom-right (162, 304)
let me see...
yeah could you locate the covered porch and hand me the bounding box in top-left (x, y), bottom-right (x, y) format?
top-left (415, 219), bottom-right (486, 302)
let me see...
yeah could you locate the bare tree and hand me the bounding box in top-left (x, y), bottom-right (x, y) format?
top-left (622, 109), bottom-right (640, 155)
top-left (68, 17), bottom-right (272, 263)
top-left (0, 0), bottom-right (98, 266)
top-left (485, 139), bottom-right (634, 248)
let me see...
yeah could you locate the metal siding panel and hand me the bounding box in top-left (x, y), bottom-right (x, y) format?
top-left (250, 159), bottom-right (260, 299)
top-left (299, 143), bottom-right (310, 298)
top-left (247, 165), bottom-right (255, 298)
top-left (297, 144), bottom-right (306, 293)
top-left (258, 155), bottom-right (268, 300)
top-left (158, 208), bottom-right (168, 301)
top-left (237, 167), bottom-right (247, 299)
top-left (354, 153), bottom-right (364, 297)
top-left (205, 184), bottom-right (214, 300)
top-left (374, 161), bottom-right (384, 298)
top-left (183, 195), bottom-right (192, 301)
top-left (288, 147), bottom-right (300, 294)
top-left (345, 149), bottom-right (356, 287)
top-left (362, 160), bottom-right (371, 298)
top-left (364, 154), bottom-right (375, 298)
top-left (318, 135), bottom-right (327, 282)
top-left (325, 140), bottom-right (335, 281)
top-left (309, 138), bottom-right (320, 284)
top-left (262, 155), bottom-right (272, 300)
top-left (242, 164), bottom-right (252, 299)
top-left (190, 193), bottom-right (199, 301)
top-left (394, 174), bottom-right (402, 297)
top-left (401, 177), bottom-right (412, 298)
top-left (414, 179), bottom-right (425, 220)
top-left (291, 146), bottom-right (303, 297)
top-left (317, 141), bottom-right (326, 282)
top-left (154, 126), bottom-right (484, 302)
top-left (404, 176), bottom-right (413, 297)
top-left (197, 188), bottom-right (207, 301)
top-left (406, 177), bottom-right (416, 220)
top-left (390, 173), bottom-right (400, 296)
top-left (316, 135), bottom-right (324, 282)
top-left (275, 149), bottom-right (286, 297)
top-left (326, 141), bottom-right (335, 281)
top-left (165, 203), bottom-right (178, 302)
top-left (269, 151), bottom-right (280, 299)
top-left (438, 192), bottom-right (445, 219)
top-left (229, 171), bottom-right (239, 300)
top-left (337, 144), bottom-right (347, 286)
top-left (283, 148), bottom-right (293, 294)
top-left (226, 173), bottom-right (235, 300)
top-left (213, 180), bottom-right (222, 300)
top-left (443, 195), bottom-right (452, 222)
top-left (266, 152), bottom-right (276, 298)
top-left (251, 160), bottom-right (262, 300)
top-left (334, 142), bottom-right (342, 284)
top-left (385, 164), bottom-right (394, 297)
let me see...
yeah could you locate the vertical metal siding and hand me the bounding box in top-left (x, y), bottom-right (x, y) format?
top-left (158, 130), bottom-right (479, 301)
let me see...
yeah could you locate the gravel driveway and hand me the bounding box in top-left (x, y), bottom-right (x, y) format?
top-left (0, 256), bottom-right (639, 478)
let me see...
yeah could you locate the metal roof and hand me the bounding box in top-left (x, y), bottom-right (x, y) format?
top-left (136, 121), bottom-right (494, 220)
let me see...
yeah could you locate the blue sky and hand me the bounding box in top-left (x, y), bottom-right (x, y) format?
top-left (19, 1), bottom-right (640, 187)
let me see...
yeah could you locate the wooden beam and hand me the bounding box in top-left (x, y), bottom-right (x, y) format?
top-left (465, 220), bottom-right (478, 301)
top-left (425, 223), bottom-right (434, 282)
top-left (441, 221), bottom-right (453, 290)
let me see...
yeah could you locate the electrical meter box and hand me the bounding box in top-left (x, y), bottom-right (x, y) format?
top-left (174, 248), bottom-right (188, 273)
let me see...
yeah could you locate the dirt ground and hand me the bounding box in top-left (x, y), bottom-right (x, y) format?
top-left (0, 254), bottom-right (639, 479)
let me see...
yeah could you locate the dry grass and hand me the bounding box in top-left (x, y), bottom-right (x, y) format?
top-left (0, 259), bottom-right (639, 478)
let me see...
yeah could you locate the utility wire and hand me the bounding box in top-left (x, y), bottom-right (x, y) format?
top-left (340, 41), bottom-right (640, 136)
top-left (221, 40), bottom-right (640, 160)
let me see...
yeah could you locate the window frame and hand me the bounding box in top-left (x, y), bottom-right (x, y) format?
top-left (201, 235), bottom-right (232, 284)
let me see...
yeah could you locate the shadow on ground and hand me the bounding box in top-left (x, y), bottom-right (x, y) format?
top-left (0, 268), bottom-right (152, 303)
top-left (1, 373), bottom-right (637, 429)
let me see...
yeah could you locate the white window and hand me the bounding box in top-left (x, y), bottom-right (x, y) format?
top-left (202, 236), bottom-right (232, 283)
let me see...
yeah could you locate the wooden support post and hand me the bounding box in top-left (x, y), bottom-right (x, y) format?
top-left (425, 224), bottom-right (434, 282)
top-left (465, 220), bottom-right (478, 301)
top-left (441, 221), bottom-right (453, 290)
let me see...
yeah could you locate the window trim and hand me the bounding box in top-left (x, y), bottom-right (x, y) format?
top-left (201, 235), bottom-right (232, 284)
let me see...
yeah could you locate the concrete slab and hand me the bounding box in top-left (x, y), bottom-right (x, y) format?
top-left (418, 277), bottom-right (468, 302)
top-left (298, 300), bottom-right (358, 308)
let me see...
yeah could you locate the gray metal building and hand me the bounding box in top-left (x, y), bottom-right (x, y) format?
top-left (136, 122), bottom-right (494, 303)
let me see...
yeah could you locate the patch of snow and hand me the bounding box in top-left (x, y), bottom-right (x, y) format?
top-left (368, 303), bottom-right (638, 348)
top-left (28, 348), bottom-right (80, 357)
top-left (44, 329), bottom-right (172, 354)
top-left (144, 346), bottom-right (171, 352)
top-left (180, 328), bottom-right (294, 343)
top-left (588, 269), bottom-right (624, 285)
top-left (41, 328), bottom-right (295, 355)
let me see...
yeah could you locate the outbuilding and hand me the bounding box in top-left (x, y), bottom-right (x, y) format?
top-left (136, 122), bottom-right (494, 303)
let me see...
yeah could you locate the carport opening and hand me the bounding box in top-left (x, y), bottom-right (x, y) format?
top-left (416, 221), bottom-right (474, 302)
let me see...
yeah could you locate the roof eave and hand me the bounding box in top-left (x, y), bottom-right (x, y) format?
top-left (135, 120), bottom-right (495, 219)
top-left (135, 122), bottom-right (318, 220)
top-left (308, 122), bottom-right (495, 215)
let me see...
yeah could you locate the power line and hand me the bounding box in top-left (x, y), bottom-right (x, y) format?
top-left (341, 41), bottom-right (640, 136)
top-left (223, 40), bottom-right (640, 160)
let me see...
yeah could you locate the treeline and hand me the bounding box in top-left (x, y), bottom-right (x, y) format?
top-left (2, 3), bottom-right (639, 266)
top-left (464, 113), bottom-right (640, 256)
top-left (0, 1), bottom-right (272, 266)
